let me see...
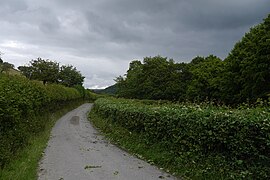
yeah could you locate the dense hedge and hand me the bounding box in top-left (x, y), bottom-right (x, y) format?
top-left (0, 74), bottom-right (87, 167)
top-left (93, 98), bottom-right (270, 178)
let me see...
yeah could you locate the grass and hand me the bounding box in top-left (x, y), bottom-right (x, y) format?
top-left (88, 111), bottom-right (184, 179)
top-left (89, 110), bottom-right (260, 180)
top-left (0, 101), bottom-right (85, 180)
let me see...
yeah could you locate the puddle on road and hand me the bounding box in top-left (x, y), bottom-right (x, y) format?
top-left (70, 116), bottom-right (80, 125)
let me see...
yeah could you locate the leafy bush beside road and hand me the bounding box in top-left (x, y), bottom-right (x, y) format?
top-left (0, 74), bottom-right (88, 168)
top-left (92, 97), bottom-right (270, 179)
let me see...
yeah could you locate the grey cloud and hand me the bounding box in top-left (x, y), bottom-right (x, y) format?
top-left (176, 1), bottom-right (270, 31)
top-left (0, 0), bottom-right (28, 14)
top-left (85, 11), bottom-right (143, 43)
top-left (0, 0), bottom-right (269, 88)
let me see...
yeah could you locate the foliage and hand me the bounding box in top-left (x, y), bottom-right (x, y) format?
top-left (222, 14), bottom-right (270, 104)
top-left (0, 101), bottom-right (83, 180)
top-left (30, 58), bottom-right (59, 85)
top-left (115, 14), bottom-right (270, 105)
top-left (187, 55), bottom-right (225, 101)
top-left (18, 58), bottom-right (59, 85)
top-left (17, 66), bottom-right (32, 79)
top-left (59, 65), bottom-right (85, 87)
top-left (0, 74), bottom-right (86, 168)
top-left (18, 58), bottom-right (84, 87)
top-left (116, 56), bottom-right (192, 101)
top-left (93, 97), bottom-right (270, 179)
top-left (115, 60), bottom-right (143, 98)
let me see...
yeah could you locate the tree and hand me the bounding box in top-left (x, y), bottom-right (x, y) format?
top-left (19, 58), bottom-right (59, 85)
top-left (18, 66), bottom-right (33, 79)
top-left (116, 60), bottom-right (144, 98)
top-left (115, 56), bottom-right (192, 101)
top-left (140, 56), bottom-right (172, 100)
top-left (167, 62), bottom-right (192, 101)
top-left (18, 58), bottom-right (85, 87)
top-left (59, 65), bottom-right (85, 87)
top-left (115, 75), bottom-right (127, 96)
top-left (116, 56), bottom-right (174, 100)
top-left (187, 55), bottom-right (224, 102)
top-left (223, 14), bottom-right (270, 104)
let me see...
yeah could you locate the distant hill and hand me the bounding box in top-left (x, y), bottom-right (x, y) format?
top-left (91, 84), bottom-right (117, 95)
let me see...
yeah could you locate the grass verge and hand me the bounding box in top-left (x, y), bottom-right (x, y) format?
top-left (0, 101), bottom-right (86, 180)
top-left (88, 111), bottom-right (185, 179)
top-left (89, 110), bottom-right (260, 180)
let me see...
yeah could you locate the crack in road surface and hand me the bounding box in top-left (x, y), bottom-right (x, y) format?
top-left (38, 103), bottom-right (178, 180)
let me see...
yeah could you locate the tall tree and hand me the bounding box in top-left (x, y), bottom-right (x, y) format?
top-left (167, 62), bottom-right (192, 101)
top-left (140, 56), bottom-right (172, 100)
top-left (116, 60), bottom-right (145, 98)
top-left (116, 56), bottom-right (192, 101)
top-left (223, 14), bottom-right (270, 104)
top-left (187, 55), bottom-right (224, 102)
top-left (115, 75), bottom-right (127, 96)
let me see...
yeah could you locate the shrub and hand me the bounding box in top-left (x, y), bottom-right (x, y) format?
top-left (0, 74), bottom-right (85, 167)
top-left (93, 97), bottom-right (270, 178)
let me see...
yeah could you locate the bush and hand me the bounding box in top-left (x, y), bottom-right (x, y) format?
top-left (93, 97), bottom-right (270, 178)
top-left (0, 74), bottom-right (85, 167)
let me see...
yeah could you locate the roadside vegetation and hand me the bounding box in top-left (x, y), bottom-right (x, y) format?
top-left (115, 14), bottom-right (270, 106)
top-left (0, 100), bottom-right (83, 180)
top-left (18, 57), bottom-right (85, 86)
top-left (0, 12), bottom-right (269, 180)
top-left (90, 97), bottom-right (270, 179)
top-left (90, 14), bottom-right (270, 179)
top-left (0, 56), bottom-right (98, 179)
top-left (0, 73), bottom-right (92, 167)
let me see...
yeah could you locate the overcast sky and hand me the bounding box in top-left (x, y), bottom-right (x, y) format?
top-left (0, 0), bottom-right (269, 88)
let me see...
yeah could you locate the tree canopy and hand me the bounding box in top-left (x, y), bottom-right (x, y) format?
top-left (59, 65), bottom-right (85, 87)
top-left (187, 55), bottom-right (224, 102)
top-left (18, 58), bottom-right (84, 86)
top-left (19, 58), bottom-right (59, 85)
top-left (115, 14), bottom-right (270, 105)
top-left (222, 14), bottom-right (270, 103)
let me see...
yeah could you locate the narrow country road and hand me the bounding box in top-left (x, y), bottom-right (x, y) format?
top-left (38, 103), bottom-right (178, 180)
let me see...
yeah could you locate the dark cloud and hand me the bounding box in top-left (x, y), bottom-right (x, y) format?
top-left (176, 1), bottom-right (270, 30)
top-left (0, 0), bottom-right (269, 88)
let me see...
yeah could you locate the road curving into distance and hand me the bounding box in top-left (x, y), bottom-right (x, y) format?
top-left (38, 103), bottom-right (178, 180)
